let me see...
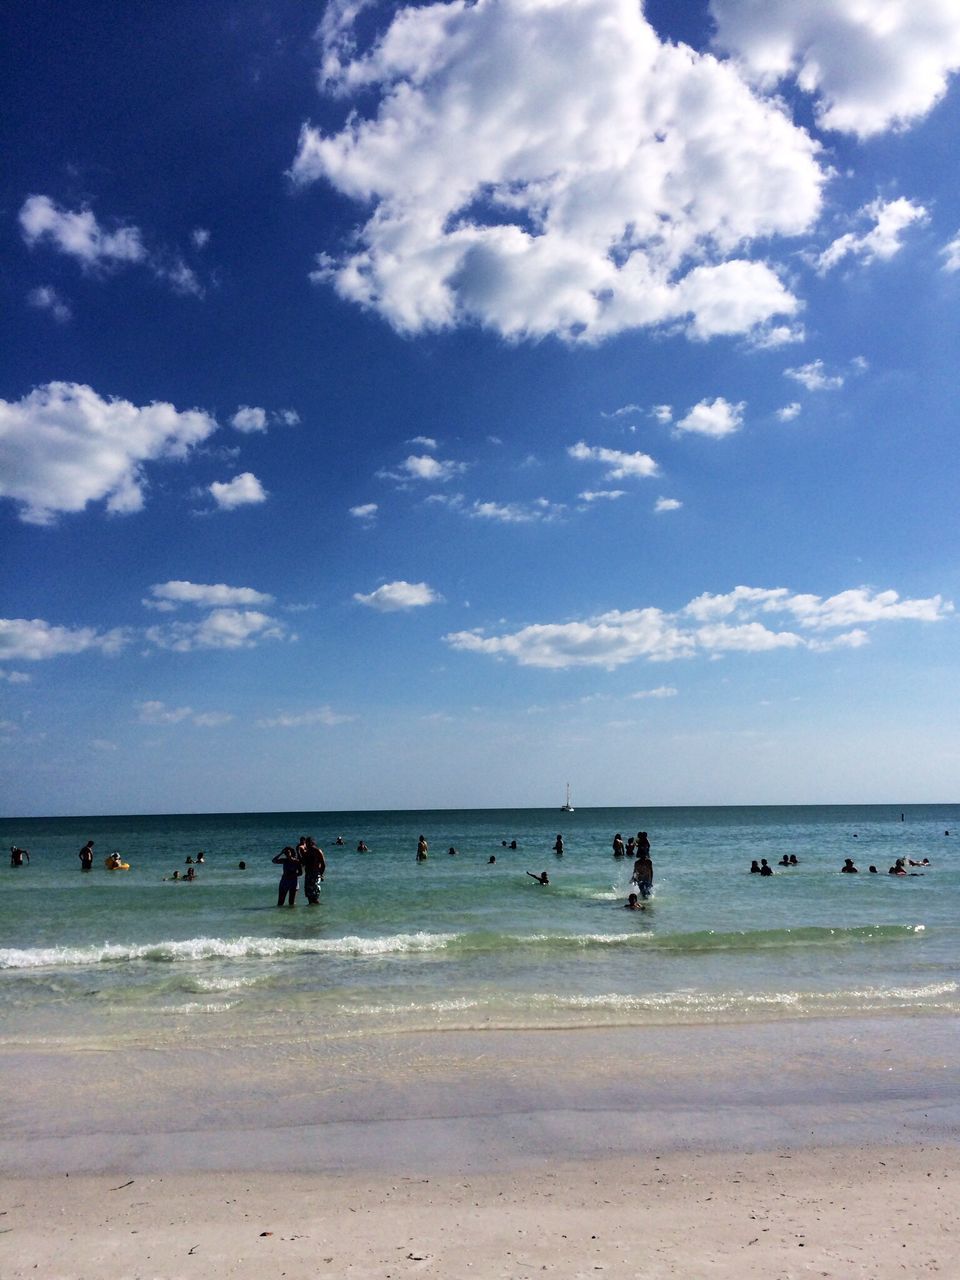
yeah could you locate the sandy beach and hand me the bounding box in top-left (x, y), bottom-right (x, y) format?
top-left (2, 1016), bottom-right (958, 1276)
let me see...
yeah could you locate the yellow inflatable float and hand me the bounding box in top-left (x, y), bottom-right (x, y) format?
top-left (104, 854), bottom-right (130, 870)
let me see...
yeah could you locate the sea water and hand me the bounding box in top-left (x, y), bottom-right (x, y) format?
top-left (1, 805), bottom-right (957, 1045)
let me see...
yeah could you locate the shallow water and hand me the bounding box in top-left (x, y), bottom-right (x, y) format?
top-left (1, 804), bottom-right (957, 1042)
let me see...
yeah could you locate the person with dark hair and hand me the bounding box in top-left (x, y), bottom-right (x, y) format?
top-left (301, 838), bottom-right (326, 905)
top-left (79, 840), bottom-right (94, 870)
top-left (10, 846), bottom-right (30, 867)
top-left (272, 845), bottom-right (302, 907)
top-left (527, 870), bottom-right (549, 885)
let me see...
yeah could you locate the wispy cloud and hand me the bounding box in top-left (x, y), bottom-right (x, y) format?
top-left (136, 700), bottom-right (234, 728)
top-left (26, 285), bottom-right (71, 323)
top-left (816, 196), bottom-right (928, 274)
top-left (257, 706), bottom-right (354, 728)
top-left (378, 454), bottom-right (467, 484)
top-left (568, 441), bottom-right (658, 480)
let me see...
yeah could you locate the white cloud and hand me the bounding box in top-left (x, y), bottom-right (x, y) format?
top-left (651, 405), bottom-right (674, 424)
top-left (601, 404), bottom-right (644, 419)
top-left (277, 409), bottom-right (301, 426)
top-left (145, 609), bottom-right (287, 652)
top-left (0, 670), bottom-right (31, 684)
top-left (568, 441), bottom-right (658, 479)
top-left (136, 700), bottom-right (234, 727)
top-left (20, 195), bottom-right (145, 267)
top-left (379, 453), bottom-right (467, 483)
top-left (191, 228), bottom-right (211, 249)
top-left (817, 197), bottom-right (928, 273)
top-left (631, 685), bottom-right (678, 699)
top-left (580, 489), bottom-right (627, 503)
top-left (145, 581), bottom-right (274, 610)
top-left (0, 382), bottom-right (218, 525)
top-left (445, 582), bottom-right (951, 670)
top-left (354, 580), bottom-right (442, 611)
top-left (654, 497), bottom-right (681, 513)
top-left (293, 0), bottom-right (823, 344)
top-left (0, 617), bottom-right (127, 662)
top-left (470, 497), bottom-right (564, 523)
top-left (776, 402), bottom-right (802, 422)
top-left (26, 285), bottom-right (71, 323)
top-left (19, 196), bottom-right (204, 296)
top-left (408, 435), bottom-right (438, 449)
top-left (711, 0), bottom-right (960, 137)
top-left (784, 359), bottom-right (844, 391)
top-left (209, 472), bottom-right (268, 510)
top-left (941, 232), bottom-right (960, 273)
top-left (674, 397), bottom-right (744, 438)
top-left (747, 322), bottom-right (806, 349)
top-left (231, 406), bottom-right (268, 433)
top-left (350, 502), bottom-right (379, 520)
top-left (257, 706), bottom-right (355, 728)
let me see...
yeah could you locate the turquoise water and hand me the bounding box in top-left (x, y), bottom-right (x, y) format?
top-left (1, 805), bottom-right (957, 1040)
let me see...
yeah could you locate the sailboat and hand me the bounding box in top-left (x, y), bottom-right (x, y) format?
top-left (560, 783), bottom-right (574, 813)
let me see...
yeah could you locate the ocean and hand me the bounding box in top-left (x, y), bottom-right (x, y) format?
top-left (1, 805), bottom-right (957, 1047)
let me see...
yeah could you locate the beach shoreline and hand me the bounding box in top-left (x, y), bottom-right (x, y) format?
top-left (2, 1015), bottom-right (958, 1275)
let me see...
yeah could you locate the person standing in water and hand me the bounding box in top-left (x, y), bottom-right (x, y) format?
top-left (416, 834), bottom-right (428, 861)
top-left (272, 845), bottom-right (302, 907)
top-left (9, 845), bottom-right (29, 867)
top-left (553, 833), bottom-right (564, 856)
top-left (632, 843), bottom-right (653, 900)
top-left (612, 833), bottom-right (625, 858)
top-left (301, 837), bottom-right (326, 905)
top-left (78, 840), bottom-right (94, 871)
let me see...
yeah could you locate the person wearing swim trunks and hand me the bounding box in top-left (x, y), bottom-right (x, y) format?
top-left (301, 837), bottom-right (326, 905)
top-left (632, 847), bottom-right (653, 899)
top-left (79, 840), bottom-right (94, 871)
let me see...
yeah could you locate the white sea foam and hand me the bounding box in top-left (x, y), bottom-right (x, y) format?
top-left (0, 931), bottom-right (458, 970)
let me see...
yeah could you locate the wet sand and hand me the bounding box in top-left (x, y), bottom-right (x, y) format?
top-left (1, 1017), bottom-right (958, 1275)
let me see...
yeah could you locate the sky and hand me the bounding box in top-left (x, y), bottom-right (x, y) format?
top-left (2, 0), bottom-right (959, 816)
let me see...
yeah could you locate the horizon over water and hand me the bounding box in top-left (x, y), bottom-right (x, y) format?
top-left (2, 803), bottom-right (958, 1047)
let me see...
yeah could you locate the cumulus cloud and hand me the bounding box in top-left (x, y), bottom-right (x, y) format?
top-left (19, 195), bottom-right (204, 296)
top-left (378, 453), bottom-right (467, 483)
top-left (20, 195), bottom-right (145, 267)
top-left (408, 435), bottom-right (438, 449)
top-left (674, 397), bottom-right (744, 438)
top-left (136, 700), bottom-right (234, 727)
top-left (231, 406), bottom-right (268, 433)
top-left (651, 405), bottom-right (674, 424)
top-left (784, 359), bottom-right (845, 391)
top-left (777, 402), bottom-right (802, 422)
top-left (941, 232), bottom-right (960, 273)
top-left (568, 441), bottom-right (659, 479)
top-left (209, 472), bottom-right (268, 510)
top-left (817, 197), bottom-right (928, 273)
top-left (445, 583), bottom-right (950, 670)
top-left (145, 580), bottom-right (275, 610)
top-left (470, 497), bottom-right (564, 523)
top-left (711, 0), bottom-right (960, 137)
top-left (0, 383), bottom-right (218, 524)
top-left (257, 706), bottom-right (355, 728)
top-left (354, 580), bottom-right (442, 611)
top-left (654, 497), bottom-right (682, 512)
top-left (192, 228), bottom-right (211, 249)
top-left (350, 502), bottom-right (379, 521)
top-left (26, 285), bottom-right (71, 323)
top-left (0, 617), bottom-right (128, 662)
top-left (293, 0), bottom-right (823, 343)
top-left (145, 609), bottom-right (288, 652)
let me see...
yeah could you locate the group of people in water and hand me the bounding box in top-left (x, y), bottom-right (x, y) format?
top-left (750, 854), bottom-right (933, 876)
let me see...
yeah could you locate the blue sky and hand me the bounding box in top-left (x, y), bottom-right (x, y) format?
top-left (2, 0), bottom-right (959, 815)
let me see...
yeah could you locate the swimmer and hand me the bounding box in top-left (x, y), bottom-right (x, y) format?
top-left (624, 892), bottom-right (643, 911)
top-left (301, 837), bottom-right (325, 905)
top-left (416, 835), bottom-right (428, 861)
top-left (272, 845), bottom-right (302, 906)
top-left (164, 869), bottom-right (181, 881)
top-left (104, 852), bottom-right (123, 870)
top-left (78, 840), bottom-right (94, 871)
top-left (841, 858), bottom-right (858, 873)
top-left (868, 865), bottom-right (878, 873)
top-left (553, 834), bottom-right (564, 856)
top-left (526, 870), bottom-right (549, 885)
top-left (238, 861), bottom-right (246, 870)
top-left (612, 833), bottom-right (625, 858)
top-left (509, 840), bottom-right (517, 850)
top-left (9, 845), bottom-right (30, 866)
top-left (488, 855), bottom-right (496, 864)
top-left (759, 859), bottom-right (773, 876)
top-left (185, 856), bottom-right (194, 865)
top-left (356, 841), bottom-right (369, 852)
top-left (448, 846), bottom-right (458, 855)
top-left (749, 860), bottom-right (761, 873)
top-left (889, 860), bottom-right (906, 876)
top-left (788, 854), bottom-right (799, 866)
top-left (195, 851), bottom-right (205, 864)
top-left (631, 846), bottom-right (653, 898)
top-left (335, 836), bottom-right (345, 846)
top-left (778, 855), bottom-right (790, 867)
top-left (908, 858), bottom-right (930, 867)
